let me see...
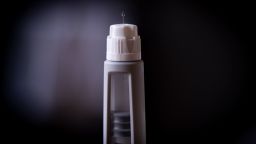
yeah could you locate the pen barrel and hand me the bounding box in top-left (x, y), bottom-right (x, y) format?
top-left (103, 60), bottom-right (146, 144)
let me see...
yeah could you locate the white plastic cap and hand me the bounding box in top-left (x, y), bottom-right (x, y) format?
top-left (107, 24), bottom-right (141, 61)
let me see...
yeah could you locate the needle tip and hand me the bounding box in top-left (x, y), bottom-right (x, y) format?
top-left (121, 10), bottom-right (125, 23)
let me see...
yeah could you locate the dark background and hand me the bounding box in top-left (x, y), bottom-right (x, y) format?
top-left (2, 0), bottom-right (253, 144)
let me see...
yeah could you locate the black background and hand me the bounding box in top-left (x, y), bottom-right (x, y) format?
top-left (2, 0), bottom-right (253, 144)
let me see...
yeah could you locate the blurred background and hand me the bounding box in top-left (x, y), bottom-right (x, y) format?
top-left (2, 0), bottom-right (253, 144)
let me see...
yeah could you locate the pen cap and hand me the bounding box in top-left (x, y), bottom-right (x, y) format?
top-left (107, 24), bottom-right (141, 61)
